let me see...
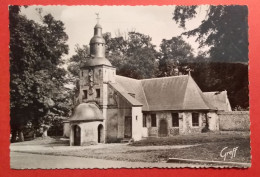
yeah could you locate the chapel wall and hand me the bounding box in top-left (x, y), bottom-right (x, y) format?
top-left (106, 85), bottom-right (132, 143)
top-left (145, 111), bottom-right (208, 137)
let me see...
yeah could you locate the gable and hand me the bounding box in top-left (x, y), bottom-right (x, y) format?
top-left (183, 76), bottom-right (215, 110)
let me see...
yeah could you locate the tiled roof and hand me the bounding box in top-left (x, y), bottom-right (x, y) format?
top-left (115, 75), bottom-right (217, 111)
top-left (115, 75), bottom-right (149, 110)
top-left (203, 91), bottom-right (232, 111)
top-left (109, 82), bottom-right (143, 106)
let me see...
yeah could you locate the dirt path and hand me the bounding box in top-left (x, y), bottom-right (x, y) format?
top-left (11, 151), bottom-right (198, 169)
top-left (10, 143), bottom-right (200, 153)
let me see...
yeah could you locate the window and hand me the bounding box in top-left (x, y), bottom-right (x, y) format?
top-left (192, 113), bottom-right (199, 127)
top-left (172, 113), bottom-right (179, 127)
top-left (83, 90), bottom-right (88, 99)
top-left (96, 89), bottom-right (100, 98)
top-left (143, 114), bottom-right (147, 127)
top-left (129, 93), bottom-right (135, 98)
top-left (151, 114), bottom-right (157, 127)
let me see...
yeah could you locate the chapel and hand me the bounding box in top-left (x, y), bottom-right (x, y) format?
top-left (63, 21), bottom-right (231, 146)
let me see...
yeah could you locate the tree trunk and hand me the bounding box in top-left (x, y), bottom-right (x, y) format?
top-left (11, 129), bottom-right (17, 143)
top-left (18, 130), bottom-right (24, 142)
top-left (42, 128), bottom-right (48, 138)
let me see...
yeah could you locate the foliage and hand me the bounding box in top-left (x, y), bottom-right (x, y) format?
top-left (67, 44), bottom-right (89, 78)
top-left (158, 36), bottom-right (194, 76)
top-left (105, 32), bottom-right (159, 79)
top-left (68, 31), bottom-right (159, 80)
top-left (171, 5), bottom-right (249, 109)
top-left (191, 62), bottom-right (249, 109)
top-left (9, 6), bottom-right (72, 142)
top-left (173, 5), bottom-right (248, 63)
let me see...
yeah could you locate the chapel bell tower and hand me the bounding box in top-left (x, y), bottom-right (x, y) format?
top-left (78, 14), bottom-right (116, 111)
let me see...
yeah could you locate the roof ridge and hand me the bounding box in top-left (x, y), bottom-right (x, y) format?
top-left (115, 75), bottom-right (139, 81)
top-left (140, 75), bottom-right (189, 81)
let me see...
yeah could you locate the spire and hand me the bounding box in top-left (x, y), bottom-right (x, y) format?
top-left (86, 14), bottom-right (112, 67)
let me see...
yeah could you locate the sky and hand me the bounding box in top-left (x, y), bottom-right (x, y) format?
top-left (20, 5), bottom-right (209, 59)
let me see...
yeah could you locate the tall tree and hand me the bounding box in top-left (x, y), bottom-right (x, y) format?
top-left (10, 6), bottom-right (71, 141)
top-left (173, 5), bottom-right (248, 63)
top-left (105, 31), bottom-right (159, 79)
top-left (172, 5), bottom-right (249, 110)
top-left (67, 44), bottom-right (90, 78)
top-left (158, 36), bottom-right (195, 76)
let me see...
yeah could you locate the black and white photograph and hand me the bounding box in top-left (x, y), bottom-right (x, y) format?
top-left (9, 5), bottom-right (250, 169)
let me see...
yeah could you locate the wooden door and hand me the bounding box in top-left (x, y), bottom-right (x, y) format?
top-left (159, 119), bottom-right (168, 137)
top-left (124, 116), bottom-right (132, 138)
top-left (98, 124), bottom-right (104, 143)
top-left (74, 125), bottom-right (81, 146)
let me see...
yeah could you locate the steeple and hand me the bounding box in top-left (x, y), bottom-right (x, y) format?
top-left (87, 14), bottom-right (112, 67)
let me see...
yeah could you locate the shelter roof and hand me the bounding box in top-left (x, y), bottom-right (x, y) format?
top-left (68, 103), bottom-right (104, 122)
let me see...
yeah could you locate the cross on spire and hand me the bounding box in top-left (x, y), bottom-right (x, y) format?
top-left (95, 13), bottom-right (100, 23)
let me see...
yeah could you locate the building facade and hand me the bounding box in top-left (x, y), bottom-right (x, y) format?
top-left (64, 22), bottom-right (231, 146)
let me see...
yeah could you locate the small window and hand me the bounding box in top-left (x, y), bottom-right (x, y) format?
top-left (99, 69), bottom-right (102, 76)
top-left (151, 114), bottom-right (157, 127)
top-left (129, 93), bottom-right (135, 98)
top-left (172, 113), bottom-right (179, 127)
top-left (192, 113), bottom-right (199, 127)
top-left (143, 114), bottom-right (147, 127)
top-left (81, 71), bottom-right (84, 77)
top-left (83, 90), bottom-right (88, 99)
top-left (96, 89), bottom-right (100, 98)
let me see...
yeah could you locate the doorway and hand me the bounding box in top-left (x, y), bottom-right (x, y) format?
top-left (73, 125), bottom-right (81, 146)
top-left (159, 119), bottom-right (168, 137)
top-left (98, 124), bottom-right (104, 143)
top-left (124, 116), bottom-right (132, 138)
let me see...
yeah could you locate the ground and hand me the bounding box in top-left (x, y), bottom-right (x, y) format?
top-left (10, 131), bottom-right (251, 169)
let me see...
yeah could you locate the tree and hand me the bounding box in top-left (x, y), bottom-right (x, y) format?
top-left (172, 5), bottom-right (249, 110)
top-left (158, 36), bottom-right (195, 76)
top-left (105, 31), bottom-right (159, 79)
top-left (67, 44), bottom-right (90, 78)
top-left (173, 5), bottom-right (248, 63)
top-left (191, 62), bottom-right (249, 109)
top-left (10, 6), bottom-right (71, 141)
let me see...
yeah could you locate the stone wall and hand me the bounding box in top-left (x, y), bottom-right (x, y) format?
top-left (106, 84), bottom-right (132, 142)
top-left (63, 122), bottom-right (70, 138)
top-left (179, 112), bottom-right (205, 134)
top-left (207, 112), bottom-right (219, 131)
top-left (218, 111), bottom-right (250, 131)
top-left (69, 121), bottom-right (104, 146)
top-left (145, 111), bottom-right (208, 137)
